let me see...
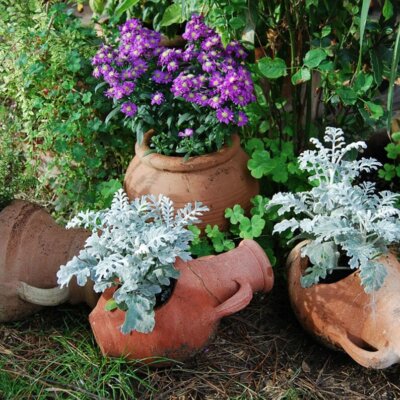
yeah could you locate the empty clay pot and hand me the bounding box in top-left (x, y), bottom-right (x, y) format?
top-left (123, 131), bottom-right (259, 230)
top-left (89, 239), bottom-right (274, 364)
top-left (0, 200), bottom-right (99, 322)
top-left (288, 241), bottom-right (400, 369)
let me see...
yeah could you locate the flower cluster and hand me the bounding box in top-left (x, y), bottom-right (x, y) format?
top-left (92, 15), bottom-right (255, 156)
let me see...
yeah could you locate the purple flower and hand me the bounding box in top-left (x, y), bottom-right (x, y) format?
top-left (121, 81), bottom-right (135, 95)
top-left (178, 128), bottom-right (194, 138)
top-left (194, 93), bottom-right (209, 106)
top-left (92, 66), bottom-right (102, 78)
top-left (216, 108), bottom-right (234, 124)
top-left (182, 15), bottom-right (211, 42)
top-left (201, 35), bottom-right (221, 51)
top-left (208, 95), bottom-right (223, 109)
top-left (121, 102), bottom-right (138, 117)
top-left (237, 111), bottom-right (248, 127)
top-left (151, 92), bottom-right (165, 105)
top-left (152, 70), bottom-right (172, 84)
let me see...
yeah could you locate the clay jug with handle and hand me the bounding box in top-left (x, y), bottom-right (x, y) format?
top-left (89, 239), bottom-right (274, 364)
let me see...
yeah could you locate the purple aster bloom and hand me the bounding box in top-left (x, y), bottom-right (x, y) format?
top-left (202, 60), bottom-right (216, 73)
top-left (216, 108), bottom-right (234, 124)
top-left (121, 102), bottom-right (138, 117)
top-left (152, 70), bottom-right (168, 84)
top-left (226, 41), bottom-right (247, 59)
top-left (209, 73), bottom-right (223, 88)
top-left (103, 69), bottom-right (120, 85)
top-left (194, 93), bottom-right (210, 106)
top-left (158, 48), bottom-right (176, 65)
top-left (121, 81), bottom-right (135, 96)
top-left (182, 44), bottom-right (197, 61)
top-left (151, 92), bottom-right (165, 105)
top-left (178, 128), bottom-right (194, 138)
top-left (201, 35), bottom-right (221, 51)
top-left (167, 59), bottom-right (180, 72)
top-left (120, 19), bottom-right (142, 34)
top-left (208, 95), bottom-right (223, 109)
top-left (92, 66), bottom-right (102, 79)
top-left (237, 111), bottom-right (248, 127)
top-left (182, 15), bottom-right (211, 42)
top-left (183, 92), bottom-right (197, 102)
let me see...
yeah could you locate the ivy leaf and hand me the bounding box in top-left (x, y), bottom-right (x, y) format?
top-left (160, 3), bottom-right (185, 27)
top-left (245, 138), bottom-right (264, 154)
top-left (247, 150), bottom-right (272, 178)
top-left (258, 57), bottom-right (287, 79)
top-left (291, 68), bottom-right (311, 85)
top-left (353, 73), bottom-right (373, 95)
top-left (303, 48), bottom-right (327, 68)
top-left (385, 143), bottom-right (400, 159)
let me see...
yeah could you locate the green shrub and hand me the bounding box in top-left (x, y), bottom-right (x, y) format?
top-left (0, 1), bottom-right (133, 220)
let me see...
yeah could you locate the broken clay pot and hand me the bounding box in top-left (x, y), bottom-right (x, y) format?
top-left (288, 241), bottom-right (400, 369)
top-left (123, 131), bottom-right (259, 230)
top-left (0, 200), bottom-right (99, 322)
top-left (89, 239), bottom-right (274, 364)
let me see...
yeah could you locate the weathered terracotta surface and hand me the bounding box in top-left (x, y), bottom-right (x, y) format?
top-left (0, 200), bottom-right (98, 322)
top-left (288, 241), bottom-right (400, 369)
top-left (124, 131), bottom-right (259, 230)
top-left (89, 239), bottom-right (274, 364)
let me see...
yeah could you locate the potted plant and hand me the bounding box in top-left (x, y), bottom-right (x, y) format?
top-left (57, 189), bottom-right (274, 364)
top-left (92, 15), bottom-right (259, 229)
top-left (268, 127), bottom-right (400, 369)
top-left (0, 136), bottom-right (98, 322)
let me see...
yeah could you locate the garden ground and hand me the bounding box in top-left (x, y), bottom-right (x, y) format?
top-left (1, 278), bottom-right (399, 399)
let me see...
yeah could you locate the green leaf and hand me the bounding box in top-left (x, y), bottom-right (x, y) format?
top-left (72, 144), bottom-right (86, 162)
top-left (364, 101), bottom-right (384, 120)
top-left (383, 0), bottom-right (394, 20)
top-left (115, 0), bottom-right (140, 18)
top-left (247, 150), bottom-right (272, 178)
top-left (105, 298), bottom-right (118, 311)
top-left (82, 92), bottom-right (92, 104)
top-left (258, 57), bottom-right (287, 79)
top-left (205, 225), bottom-right (235, 253)
top-left (355, 0), bottom-right (370, 75)
top-left (370, 50), bottom-right (383, 85)
top-left (239, 215), bottom-right (266, 239)
top-left (336, 87), bottom-right (358, 105)
top-left (245, 138), bottom-right (264, 154)
top-left (385, 142), bottom-right (400, 159)
top-left (387, 23), bottom-right (400, 134)
top-left (105, 106), bottom-right (121, 125)
top-left (303, 48), bottom-right (327, 68)
top-left (360, 260), bottom-right (387, 293)
top-left (225, 204), bottom-right (245, 224)
top-left (353, 73), bottom-right (373, 94)
top-left (291, 68), bottom-right (311, 85)
top-left (378, 163), bottom-right (396, 181)
top-left (160, 3), bottom-right (185, 27)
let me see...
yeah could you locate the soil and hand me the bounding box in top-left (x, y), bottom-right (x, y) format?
top-left (1, 276), bottom-right (400, 399)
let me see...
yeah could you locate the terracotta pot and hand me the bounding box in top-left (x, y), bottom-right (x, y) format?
top-left (124, 132), bottom-right (259, 230)
top-left (287, 241), bottom-right (400, 369)
top-left (0, 200), bottom-right (99, 322)
top-left (89, 239), bottom-right (273, 364)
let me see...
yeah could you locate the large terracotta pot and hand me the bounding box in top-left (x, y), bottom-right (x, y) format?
top-left (0, 200), bottom-right (99, 322)
top-left (89, 239), bottom-right (274, 364)
top-left (124, 131), bottom-right (259, 230)
top-left (288, 241), bottom-right (400, 369)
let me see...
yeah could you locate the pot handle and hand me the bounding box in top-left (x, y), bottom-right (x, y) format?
top-left (329, 327), bottom-right (396, 369)
top-left (212, 279), bottom-right (253, 321)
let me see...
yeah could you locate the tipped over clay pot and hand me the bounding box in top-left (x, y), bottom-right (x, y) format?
top-left (123, 131), bottom-right (259, 230)
top-left (89, 239), bottom-right (274, 364)
top-left (0, 200), bottom-right (99, 322)
top-left (288, 241), bottom-right (400, 369)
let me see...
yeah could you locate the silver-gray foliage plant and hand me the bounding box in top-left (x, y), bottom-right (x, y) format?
top-left (57, 189), bottom-right (209, 334)
top-left (268, 127), bottom-right (400, 293)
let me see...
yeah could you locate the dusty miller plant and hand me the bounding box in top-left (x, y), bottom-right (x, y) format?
top-left (268, 127), bottom-right (400, 293)
top-left (57, 189), bottom-right (208, 334)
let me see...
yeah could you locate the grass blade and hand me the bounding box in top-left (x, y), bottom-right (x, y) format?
top-left (355, 0), bottom-right (370, 76)
top-left (387, 23), bottom-right (400, 136)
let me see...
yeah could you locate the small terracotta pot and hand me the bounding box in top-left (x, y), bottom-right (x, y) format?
top-left (124, 131), bottom-right (259, 230)
top-left (288, 241), bottom-right (400, 369)
top-left (0, 200), bottom-right (98, 322)
top-left (89, 239), bottom-right (273, 364)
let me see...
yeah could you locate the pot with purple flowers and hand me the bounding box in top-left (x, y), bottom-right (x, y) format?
top-left (91, 15), bottom-right (259, 230)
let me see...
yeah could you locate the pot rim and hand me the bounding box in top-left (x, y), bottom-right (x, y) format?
top-left (134, 130), bottom-right (241, 172)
